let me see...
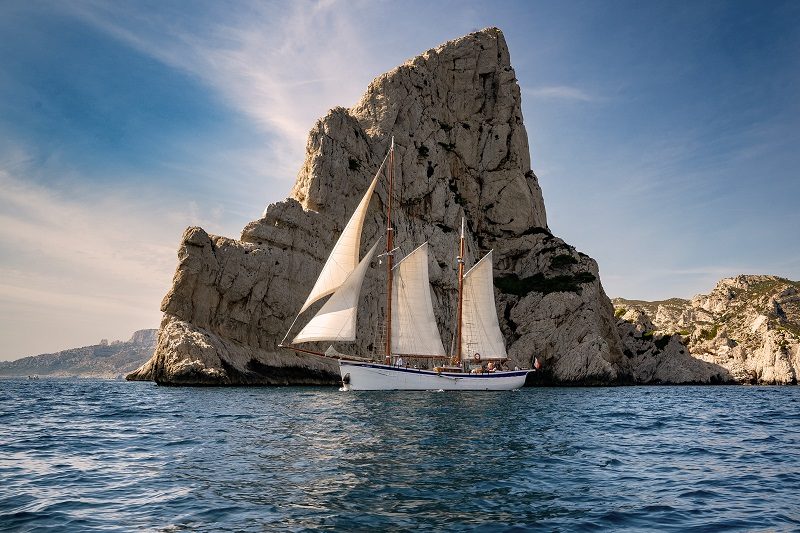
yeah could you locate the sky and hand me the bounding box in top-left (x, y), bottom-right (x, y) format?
top-left (1, 0), bottom-right (798, 359)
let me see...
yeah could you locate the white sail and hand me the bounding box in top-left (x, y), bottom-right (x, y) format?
top-left (461, 250), bottom-right (507, 360)
top-left (299, 172), bottom-right (380, 314)
top-left (391, 243), bottom-right (446, 356)
top-left (293, 241), bottom-right (379, 344)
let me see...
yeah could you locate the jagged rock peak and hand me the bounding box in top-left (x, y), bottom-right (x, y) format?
top-left (129, 329), bottom-right (158, 345)
top-left (287, 26), bottom-right (547, 243)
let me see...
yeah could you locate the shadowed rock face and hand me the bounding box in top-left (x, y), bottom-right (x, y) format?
top-left (128, 27), bottom-right (627, 386)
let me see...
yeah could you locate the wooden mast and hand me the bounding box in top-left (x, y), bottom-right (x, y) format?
top-left (385, 138), bottom-right (395, 364)
top-left (455, 217), bottom-right (466, 365)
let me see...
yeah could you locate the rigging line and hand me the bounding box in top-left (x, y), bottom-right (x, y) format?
top-left (368, 150), bottom-right (391, 200)
top-left (375, 148), bottom-right (390, 177)
top-left (281, 311), bottom-right (303, 346)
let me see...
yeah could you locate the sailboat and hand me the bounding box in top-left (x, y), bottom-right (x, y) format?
top-left (280, 139), bottom-right (530, 390)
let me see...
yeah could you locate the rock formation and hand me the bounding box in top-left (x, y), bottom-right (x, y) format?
top-left (614, 275), bottom-right (800, 384)
top-left (128, 28), bottom-right (627, 386)
top-left (1, 329), bottom-right (157, 379)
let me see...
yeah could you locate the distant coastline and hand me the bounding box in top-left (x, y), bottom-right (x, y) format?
top-left (0, 329), bottom-right (156, 379)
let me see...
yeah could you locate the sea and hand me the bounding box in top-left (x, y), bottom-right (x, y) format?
top-left (1, 379), bottom-right (799, 532)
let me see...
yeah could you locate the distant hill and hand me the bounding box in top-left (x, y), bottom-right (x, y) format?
top-left (613, 275), bottom-right (800, 384)
top-left (0, 329), bottom-right (157, 379)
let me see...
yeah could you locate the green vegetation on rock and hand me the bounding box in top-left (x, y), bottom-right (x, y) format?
top-left (550, 254), bottom-right (578, 269)
top-left (700, 324), bottom-right (719, 340)
top-left (520, 226), bottom-right (552, 237)
top-left (495, 271), bottom-right (596, 297)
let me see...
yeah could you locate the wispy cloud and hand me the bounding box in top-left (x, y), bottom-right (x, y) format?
top-left (523, 85), bottom-right (599, 102)
top-left (0, 164), bottom-right (227, 358)
top-left (62, 0), bottom-right (375, 186)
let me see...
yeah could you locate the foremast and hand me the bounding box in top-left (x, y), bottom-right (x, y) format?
top-left (454, 217), bottom-right (466, 366)
top-left (384, 138), bottom-right (395, 365)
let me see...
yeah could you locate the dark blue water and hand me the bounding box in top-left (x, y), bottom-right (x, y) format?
top-left (1, 380), bottom-right (799, 531)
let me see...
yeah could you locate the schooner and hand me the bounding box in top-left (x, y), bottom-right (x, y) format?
top-left (280, 139), bottom-right (530, 390)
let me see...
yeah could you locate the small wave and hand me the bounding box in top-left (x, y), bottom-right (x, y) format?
top-left (742, 434), bottom-right (778, 443)
top-left (679, 488), bottom-right (719, 499)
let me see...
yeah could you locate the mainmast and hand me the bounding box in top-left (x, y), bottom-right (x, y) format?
top-left (455, 217), bottom-right (466, 365)
top-left (385, 138), bottom-right (395, 364)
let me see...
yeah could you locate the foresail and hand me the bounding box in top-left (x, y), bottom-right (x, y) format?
top-left (461, 250), bottom-right (507, 360)
top-left (391, 243), bottom-right (446, 356)
top-left (299, 171), bottom-right (381, 314)
top-left (292, 241), bottom-right (379, 344)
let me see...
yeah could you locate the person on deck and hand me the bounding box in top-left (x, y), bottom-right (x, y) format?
top-left (486, 361), bottom-right (496, 373)
top-left (395, 356), bottom-right (405, 367)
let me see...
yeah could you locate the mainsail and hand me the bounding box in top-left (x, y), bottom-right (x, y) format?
top-left (391, 243), bottom-right (446, 356)
top-left (292, 241), bottom-right (380, 344)
top-left (299, 170), bottom-right (381, 314)
top-left (461, 250), bottom-right (507, 360)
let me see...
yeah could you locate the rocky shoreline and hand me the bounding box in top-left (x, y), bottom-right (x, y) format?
top-left (614, 275), bottom-right (800, 385)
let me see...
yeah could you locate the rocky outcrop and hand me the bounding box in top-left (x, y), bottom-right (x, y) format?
top-left (1, 329), bottom-right (157, 379)
top-left (615, 308), bottom-right (731, 384)
top-left (129, 329), bottom-right (158, 346)
top-left (129, 27), bottom-right (628, 386)
top-left (614, 275), bottom-right (800, 384)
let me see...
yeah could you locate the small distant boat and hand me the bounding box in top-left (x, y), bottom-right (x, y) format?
top-left (281, 139), bottom-right (531, 390)
top-left (27, 375), bottom-right (39, 380)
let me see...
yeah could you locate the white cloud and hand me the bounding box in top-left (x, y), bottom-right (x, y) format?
top-left (523, 85), bottom-right (598, 102)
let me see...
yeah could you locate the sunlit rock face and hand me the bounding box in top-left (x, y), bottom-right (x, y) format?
top-left (129, 27), bottom-right (627, 386)
top-left (614, 275), bottom-right (800, 385)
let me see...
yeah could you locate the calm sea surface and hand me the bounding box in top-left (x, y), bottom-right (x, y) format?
top-left (1, 379), bottom-right (799, 531)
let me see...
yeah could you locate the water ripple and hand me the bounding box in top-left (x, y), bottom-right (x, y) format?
top-left (2, 380), bottom-right (800, 531)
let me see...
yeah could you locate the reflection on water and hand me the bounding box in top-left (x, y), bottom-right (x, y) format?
top-left (1, 380), bottom-right (799, 531)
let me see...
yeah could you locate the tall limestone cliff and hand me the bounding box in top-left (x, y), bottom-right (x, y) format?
top-left (614, 275), bottom-right (800, 384)
top-left (128, 28), bottom-right (626, 385)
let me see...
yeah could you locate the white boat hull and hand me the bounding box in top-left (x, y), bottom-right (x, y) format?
top-left (339, 361), bottom-right (529, 391)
